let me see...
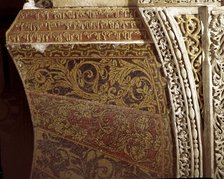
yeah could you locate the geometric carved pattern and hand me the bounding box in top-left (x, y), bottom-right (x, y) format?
top-left (28, 92), bottom-right (174, 178)
top-left (175, 15), bottom-right (203, 115)
top-left (139, 8), bottom-right (202, 177)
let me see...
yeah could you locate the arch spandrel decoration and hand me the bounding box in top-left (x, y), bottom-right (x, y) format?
top-left (138, 7), bottom-right (203, 177)
top-left (5, 1), bottom-right (224, 178)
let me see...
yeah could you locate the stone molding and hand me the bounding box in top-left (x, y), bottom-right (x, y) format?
top-left (52, 0), bottom-right (221, 7)
top-left (139, 7), bottom-right (202, 177)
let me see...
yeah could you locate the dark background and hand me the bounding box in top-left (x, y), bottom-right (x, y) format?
top-left (0, 0), bottom-right (34, 179)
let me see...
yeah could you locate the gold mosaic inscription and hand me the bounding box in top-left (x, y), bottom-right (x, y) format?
top-left (7, 8), bottom-right (149, 43)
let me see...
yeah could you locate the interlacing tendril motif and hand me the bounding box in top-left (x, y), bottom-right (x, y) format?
top-left (28, 92), bottom-right (173, 177)
top-left (32, 129), bottom-right (157, 178)
top-left (209, 13), bottom-right (224, 179)
top-left (175, 15), bottom-right (203, 116)
top-left (10, 44), bottom-right (168, 114)
top-left (139, 8), bottom-right (202, 177)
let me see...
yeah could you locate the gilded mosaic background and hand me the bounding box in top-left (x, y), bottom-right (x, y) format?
top-left (8, 43), bottom-right (175, 178)
top-left (9, 44), bottom-right (167, 114)
top-left (7, 4), bottom-right (224, 178)
top-left (29, 93), bottom-right (173, 177)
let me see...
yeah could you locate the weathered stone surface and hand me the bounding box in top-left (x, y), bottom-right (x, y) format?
top-left (53, 0), bottom-right (138, 7)
top-left (52, 0), bottom-right (221, 7)
top-left (201, 6), bottom-right (224, 179)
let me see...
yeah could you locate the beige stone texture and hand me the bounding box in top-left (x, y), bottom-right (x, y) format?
top-left (52, 0), bottom-right (221, 7)
top-left (53, 0), bottom-right (137, 7)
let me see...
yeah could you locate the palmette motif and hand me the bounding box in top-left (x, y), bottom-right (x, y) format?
top-left (175, 15), bottom-right (203, 116)
top-left (139, 8), bottom-right (202, 177)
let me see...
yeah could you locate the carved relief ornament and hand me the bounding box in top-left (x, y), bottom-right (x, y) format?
top-left (139, 7), bottom-right (203, 177)
top-left (201, 6), bottom-right (224, 179)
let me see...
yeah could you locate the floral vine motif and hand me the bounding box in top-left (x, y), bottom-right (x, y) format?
top-left (175, 15), bottom-right (203, 116)
top-left (139, 8), bottom-right (202, 177)
top-left (8, 40), bottom-right (173, 176)
top-left (28, 92), bottom-right (173, 177)
top-left (209, 13), bottom-right (224, 179)
top-left (11, 44), bottom-right (167, 114)
top-left (32, 130), bottom-right (156, 178)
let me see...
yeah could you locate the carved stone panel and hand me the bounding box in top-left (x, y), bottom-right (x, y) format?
top-left (201, 6), bottom-right (224, 179)
top-left (175, 14), bottom-right (203, 115)
top-left (139, 7), bottom-right (203, 177)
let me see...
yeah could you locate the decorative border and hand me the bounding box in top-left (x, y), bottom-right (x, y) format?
top-left (139, 7), bottom-right (202, 177)
top-left (175, 14), bottom-right (203, 115)
top-left (202, 7), bottom-right (224, 179)
top-left (51, 0), bottom-right (221, 7)
top-left (6, 8), bottom-right (149, 44)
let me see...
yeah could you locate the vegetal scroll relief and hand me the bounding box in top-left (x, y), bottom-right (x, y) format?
top-left (139, 8), bottom-right (202, 177)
